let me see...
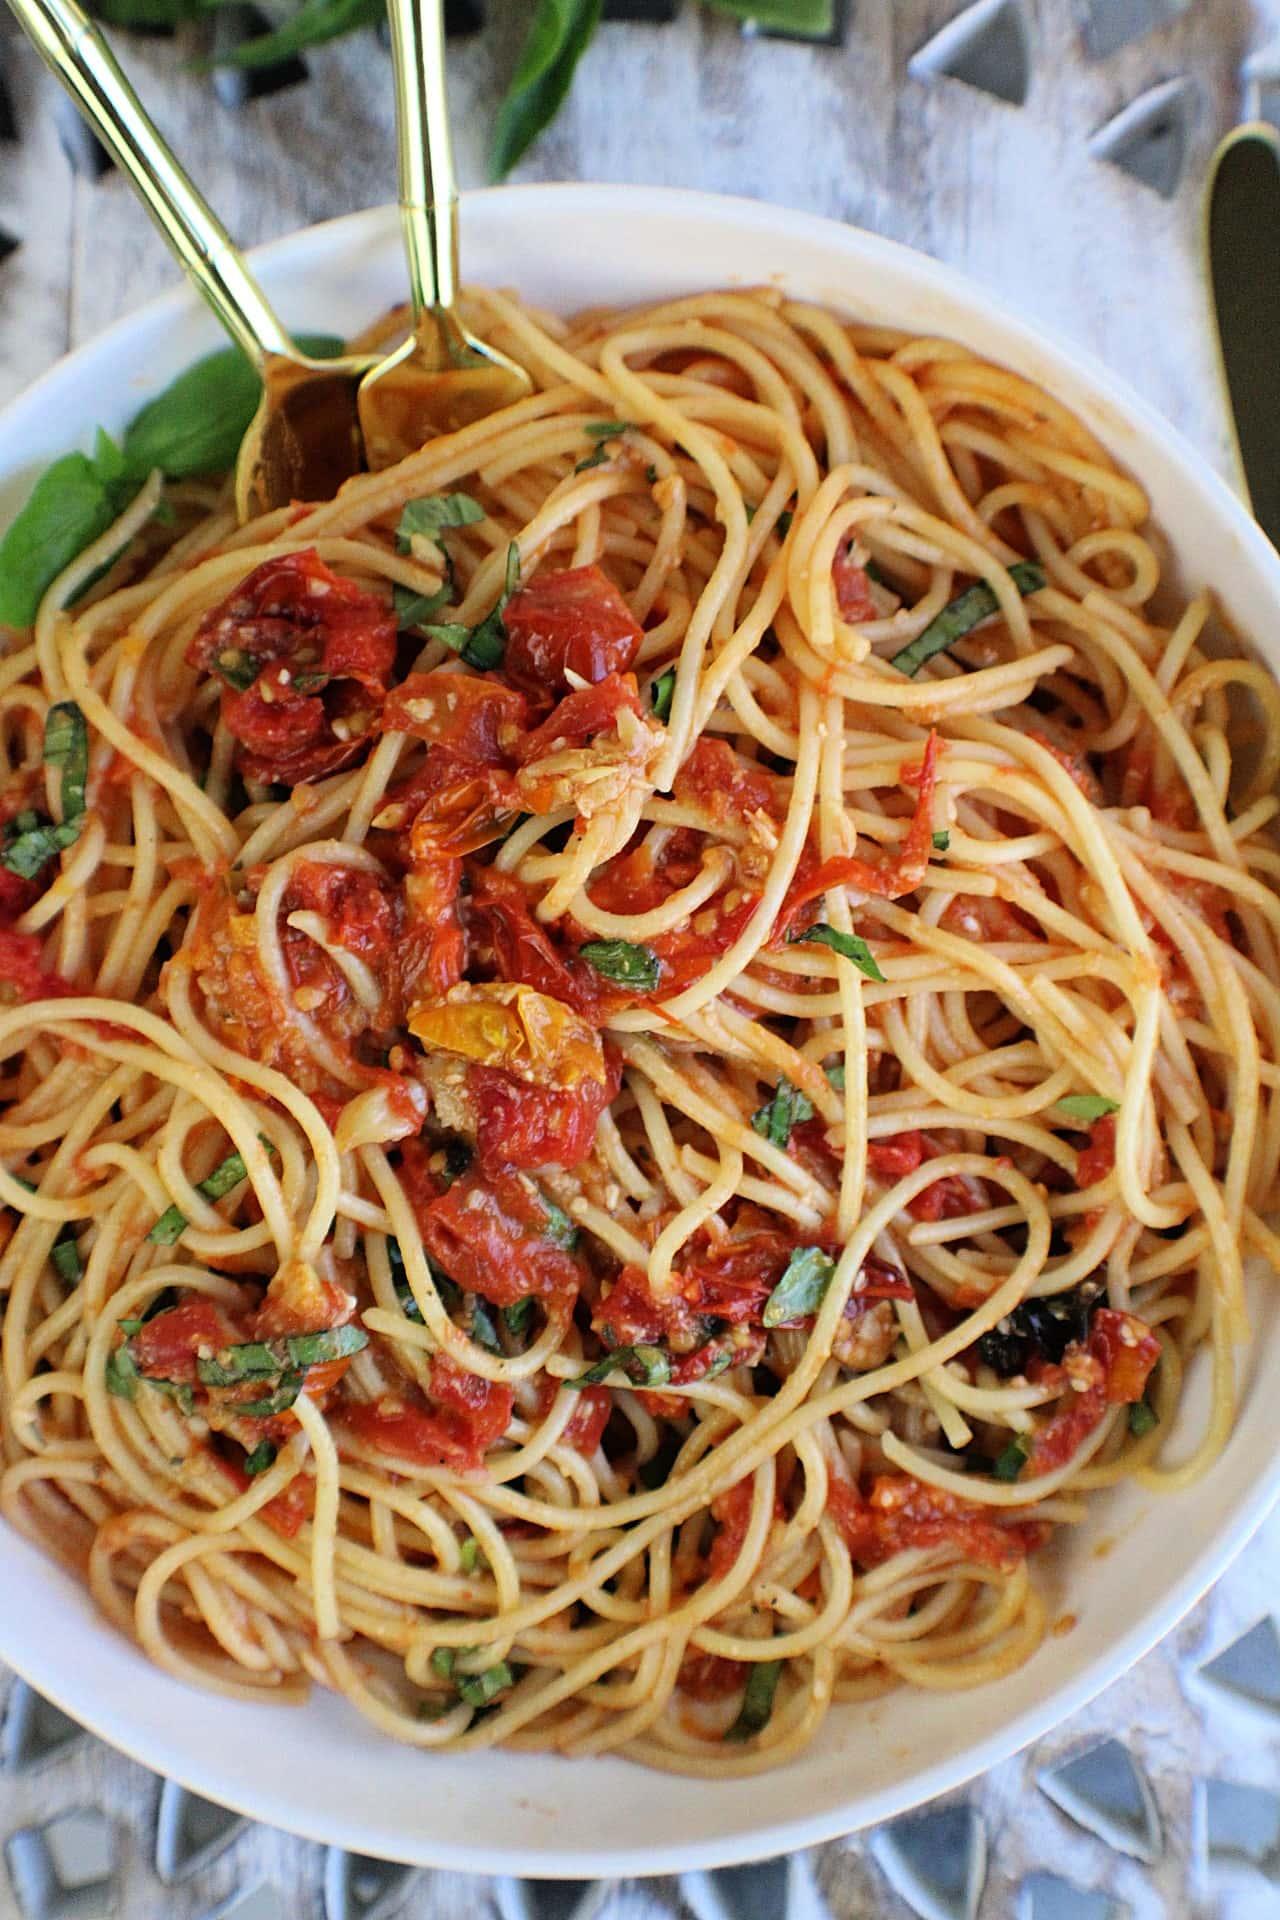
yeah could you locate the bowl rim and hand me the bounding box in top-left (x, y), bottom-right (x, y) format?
top-left (3, 180), bottom-right (1280, 1879)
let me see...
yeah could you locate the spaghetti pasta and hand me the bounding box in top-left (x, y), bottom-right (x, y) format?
top-left (1, 283), bottom-right (1277, 1775)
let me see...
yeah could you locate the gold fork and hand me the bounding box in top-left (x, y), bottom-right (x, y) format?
top-left (357, 0), bottom-right (532, 466)
top-left (7, 0), bottom-right (379, 521)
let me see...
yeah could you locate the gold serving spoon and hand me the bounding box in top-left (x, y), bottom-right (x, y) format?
top-left (6, 0), bottom-right (378, 521)
top-left (357, 0), bottom-right (532, 466)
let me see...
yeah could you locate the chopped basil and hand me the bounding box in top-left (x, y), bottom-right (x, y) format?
top-left (751, 1077), bottom-right (814, 1149)
top-left (541, 1196), bottom-right (579, 1250)
top-left (44, 701), bottom-right (88, 821)
top-left (150, 1378), bottom-right (196, 1416)
top-left (243, 1439), bottom-right (277, 1476)
top-left (427, 540), bottom-right (520, 673)
top-left (196, 1323), bottom-right (367, 1387)
top-left (890, 560), bottom-right (1046, 678)
top-left (396, 493), bottom-right (485, 549)
top-left (459, 1535), bottom-right (482, 1574)
top-left (725, 1658), bottom-right (782, 1742)
top-left (650, 665), bottom-right (676, 724)
top-left (574, 444), bottom-right (611, 473)
top-left (1055, 1094), bottom-right (1119, 1124)
top-left (148, 1148), bottom-right (251, 1244)
top-left (787, 921), bottom-right (885, 984)
top-left (394, 581), bottom-right (451, 631)
top-left (932, 830), bottom-right (950, 853)
top-left (457, 1661), bottom-right (514, 1708)
top-left (1, 701), bottom-right (89, 878)
top-left (578, 939), bottom-right (660, 991)
top-left (584, 420), bottom-right (631, 440)
top-left (50, 1232), bottom-right (84, 1285)
top-left (567, 1344), bottom-right (672, 1388)
top-left (468, 1295), bottom-right (501, 1354)
top-left (824, 1061), bottom-right (846, 1092)
top-left (212, 647), bottom-right (259, 691)
top-left (993, 1435), bottom-right (1031, 1482)
top-left (431, 1646), bottom-right (457, 1678)
top-left (104, 1343), bottom-right (138, 1399)
top-left (237, 1371), bottom-right (306, 1419)
top-left (762, 1246), bottom-right (837, 1327)
top-left (1129, 1398), bottom-right (1158, 1437)
top-left (504, 1297), bottom-right (535, 1339)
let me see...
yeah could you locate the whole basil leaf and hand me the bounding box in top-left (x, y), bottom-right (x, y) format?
top-left (490, 0), bottom-right (603, 182)
top-left (121, 335), bottom-right (344, 481)
top-left (213, 0), bottom-right (383, 68)
top-left (0, 442), bottom-right (134, 629)
top-left (704, 0), bottom-right (835, 32)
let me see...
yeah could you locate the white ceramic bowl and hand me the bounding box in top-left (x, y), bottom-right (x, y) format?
top-left (2, 185), bottom-right (1279, 1879)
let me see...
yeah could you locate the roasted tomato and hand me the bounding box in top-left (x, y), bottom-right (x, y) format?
top-left (344, 1355), bottom-right (514, 1473)
top-left (187, 551), bottom-right (396, 786)
top-left (502, 564), bottom-right (643, 693)
top-left (419, 1169), bottom-right (583, 1308)
top-left (383, 671), bottom-right (528, 758)
top-left (0, 927), bottom-right (77, 1004)
top-left (777, 734), bottom-right (940, 932)
top-left (1027, 1307), bottom-right (1160, 1475)
top-left (833, 547), bottom-right (877, 621)
top-left (674, 737), bottom-right (787, 829)
top-left (1075, 1115), bottom-right (1117, 1190)
top-left (867, 1130), bottom-right (988, 1221)
top-left (470, 1049), bottom-right (621, 1176)
top-left (465, 865), bottom-right (607, 1018)
top-left (131, 1299), bottom-right (236, 1384)
top-left (827, 1474), bottom-right (1042, 1571)
top-left (706, 1478), bottom-right (755, 1583)
top-left (536, 1375), bottom-right (611, 1453)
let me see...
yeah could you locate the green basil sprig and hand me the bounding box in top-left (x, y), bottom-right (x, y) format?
top-left (725, 1657), bottom-right (783, 1742)
top-left (751, 1077), bottom-right (814, 1149)
top-left (567, 1344), bottom-right (671, 1389)
top-left (762, 1246), bottom-right (837, 1327)
top-left (786, 921), bottom-right (884, 984)
top-left (579, 939), bottom-right (660, 991)
top-left (890, 560), bottom-right (1046, 678)
top-left (650, 666), bottom-right (676, 724)
top-left (397, 493), bottom-right (485, 547)
top-left (1055, 1094), bottom-right (1119, 1124)
top-left (196, 1323), bottom-right (368, 1388)
top-left (0, 337), bottom-right (343, 632)
top-left (1, 701), bottom-right (90, 879)
top-left (490, 0), bottom-right (604, 181)
top-left (427, 541), bottom-right (521, 673)
top-left (148, 1148), bottom-right (252, 1246)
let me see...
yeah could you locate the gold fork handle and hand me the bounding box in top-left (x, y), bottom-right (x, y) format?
top-left (383, 0), bottom-right (459, 318)
top-left (5, 0), bottom-right (297, 367)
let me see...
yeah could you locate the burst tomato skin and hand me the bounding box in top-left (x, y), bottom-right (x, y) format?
top-left (536, 1376), bottom-right (611, 1453)
top-left (516, 671), bottom-right (643, 765)
top-left (419, 1170), bottom-right (583, 1308)
top-left (1076, 1115), bottom-right (1117, 1190)
top-left (211, 1451), bottom-right (314, 1538)
top-left (0, 927), bottom-right (77, 1003)
top-left (187, 551), bottom-right (396, 787)
top-left (502, 565), bottom-right (643, 692)
top-left (132, 1300), bottom-right (237, 1384)
top-left (466, 865), bottom-right (608, 1019)
top-left (343, 1358), bottom-right (514, 1474)
top-left (706, 1479), bottom-right (754, 1583)
top-left (1028, 1308), bottom-right (1160, 1474)
top-left (867, 1130), bottom-right (986, 1221)
top-left (470, 1049), bottom-right (621, 1177)
top-left (383, 672), bottom-right (527, 758)
top-left (833, 549), bottom-right (877, 620)
top-left (827, 1474), bottom-right (1042, 1571)
top-left (776, 734), bottom-right (940, 932)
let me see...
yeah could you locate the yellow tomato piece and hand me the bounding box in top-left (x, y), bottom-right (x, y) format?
top-left (408, 982), bottom-right (606, 1089)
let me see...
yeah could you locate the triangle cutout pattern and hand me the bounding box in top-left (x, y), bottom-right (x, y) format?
top-left (323, 1846), bottom-right (419, 1920)
top-left (909, 0), bottom-right (1031, 108)
top-left (870, 1803), bottom-right (986, 1920)
top-left (1087, 75), bottom-right (1196, 198)
top-left (1197, 1616), bottom-right (1280, 1716)
top-left (1079, 0), bottom-right (1192, 60)
top-left (684, 1856), bottom-right (827, 1920)
top-left (1037, 1738), bottom-right (1161, 1863)
top-left (1198, 1777), bottom-right (1280, 1880)
top-left (155, 1778), bottom-right (246, 1885)
top-left (1019, 1872), bottom-right (1127, 1920)
top-left (0, 1682), bottom-right (86, 1773)
top-left (495, 1879), bottom-right (616, 1920)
